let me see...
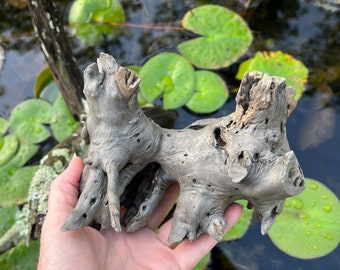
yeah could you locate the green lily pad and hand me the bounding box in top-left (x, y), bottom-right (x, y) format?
top-left (268, 178), bottom-right (340, 259)
top-left (0, 205), bottom-right (17, 236)
top-left (178, 5), bottom-right (253, 69)
top-left (0, 134), bottom-right (19, 167)
top-left (0, 117), bottom-right (9, 136)
top-left (1, 140), bottom-right (38, 170)
top-left (223, 200), bottom-right (253, 241)
top-left (193, 252), bottom-right (211, 270)
top-left (69, 0), bottom-right (125, 45)
top-left (10, 99), bottom-right (56, 143)
top-left (139, 52), bottom-right (196, 109)
top-left (186, 71), bottom-right (228, 114)
top-left (0, 165), bottom-right (39, 207)
top-left (51, 96), bottom-right (79, 142)
top-left (0, 239), bottom-right (39, 270)
top-left (236, 51), bottom-right (308, 100)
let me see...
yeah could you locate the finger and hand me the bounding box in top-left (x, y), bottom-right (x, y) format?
top-left (146, 182), bottom-right (179, 230)
top-left (173, 203), bottom-right (242, 270)
top-left (45, 155), bottom-right (84, 225)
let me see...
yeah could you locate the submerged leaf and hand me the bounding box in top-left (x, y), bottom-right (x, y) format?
top-left (236, 51), bottom-right (308, 99)
top-left (139, 52), bottom-right (196, 109)
top-left (34, 67), bottom-right (53, 99)
top-left (178, 5), bottom-right (253, 69)
top-left (69, 0), bottom-right (125, 45)
top-left (268, 178), bottom-right (340, 259)
top-left (186, 71), bottom-right (228, 114)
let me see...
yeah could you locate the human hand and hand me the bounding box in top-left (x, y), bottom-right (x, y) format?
top-left (38, 155), bottom-right (242, 270)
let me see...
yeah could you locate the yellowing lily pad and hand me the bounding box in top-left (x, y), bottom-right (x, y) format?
top-left (69, 0), bottom-right (125, 45)
top-left (236, 51), bottom-right (308, 100)
top-left (178, 5), bottom-right (253, 69)
top-left (268, 178), bottom-right (340, 259)
top-left (51, 96), bottom-right (79, 142)
top-left (139, 52), bottom-right (196, 109)
top-left (186, 71), bottom-right (228, 114)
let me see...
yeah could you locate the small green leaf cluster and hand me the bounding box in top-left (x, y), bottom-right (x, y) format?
top-left (68, 0), bottom-right (125, 45)
top-left (138, 5), bottom-right (253, 113)
top-left (0, 70), bottom-right (79, 268)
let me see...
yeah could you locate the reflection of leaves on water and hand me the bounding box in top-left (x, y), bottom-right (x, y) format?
top-left (298, 84), bottom-right (335, 150)
top-left (0, 44), bottom-right (5, 72)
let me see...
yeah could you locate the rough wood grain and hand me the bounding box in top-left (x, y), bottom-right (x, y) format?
top-left (62, 53), bottom-right (305, 243)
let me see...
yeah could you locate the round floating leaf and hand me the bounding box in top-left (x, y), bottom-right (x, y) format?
top-left (186, 71), bottom-right (228, 113)
top-left (51, 96), bottom-right (79, 142)
top-left (10, 99), bottom-right (56, 143)
top-left (236, 51), bottom-right (308, 100)
top-left (0, 117), bottom-right (9, 136)
top-left (69, 0), bottom-right (125, 45)
top-left (223, 200), bottom-right (253, 241)
top-left (139, 52), bottom-right (196, 109)
top-left (0, 134), bottom-right (19, 167)
top-left (268, 178), bottom-right (340, 259)
top-left (1, 140), bottom-right (38, 169)
top-left (0, 239), bottom-right (39, 270)
top-left (0, 165), bottom-right (39, 207)
top-left (0, 205), bottom-right (17, 237)
top-left (178, 5), bottom-right (253, 69)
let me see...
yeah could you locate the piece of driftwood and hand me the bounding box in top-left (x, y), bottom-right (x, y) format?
top-left (62, 53), bottom-right (305, 243)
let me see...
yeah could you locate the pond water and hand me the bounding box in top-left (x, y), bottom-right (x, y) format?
top-left (0, 0), bottom-right (339, 269)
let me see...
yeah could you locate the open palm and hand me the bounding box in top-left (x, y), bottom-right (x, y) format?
top-left (38, 156), bottom-right (242, 270)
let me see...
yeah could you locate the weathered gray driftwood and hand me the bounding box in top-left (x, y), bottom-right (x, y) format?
top-left (62, 53), bottom-right (305, 243)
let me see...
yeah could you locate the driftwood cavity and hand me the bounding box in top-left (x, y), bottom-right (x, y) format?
top-left (62, 53), bottom-right (305, 243)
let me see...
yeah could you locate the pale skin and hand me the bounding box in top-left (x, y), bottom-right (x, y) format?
top-left (38, 155), bottom-right (242, 270)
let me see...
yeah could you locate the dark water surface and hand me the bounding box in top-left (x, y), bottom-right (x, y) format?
top-left (0, 0), bottom-right (339, 269)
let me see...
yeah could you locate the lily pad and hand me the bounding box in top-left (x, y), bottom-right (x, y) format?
top-left (0, 205), bottom-right (17, 236)
top-left (0, 134), bottom-right (19, 167)
top-left (1, 140), bottom-right (38, 170)
top-left (69, 0), bottom-right (125, 45)
top-left (178, 5), bottom-right (253, 69)
top-left (10, 99), bottom-right (56, 143)
top-left (139, 52), bottom-right (196, 109)
top-left (268, 178), bottom-right (340, 259)
top-left (186, 71), bottom-right (228, 114)
top-left (0, 117), bottom-right (9, 135)
top-left (0, 165), bottom-right (39, 207)
top-left (236, 51), bottom-right (308, 100)
top-left (0, 239), bottom-right (39, 270)
top-left (51, 96), bottom-right (79, 142)
top-left (223, 200), bottom-right (253, 241)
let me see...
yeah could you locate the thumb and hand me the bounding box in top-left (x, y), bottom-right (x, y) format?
top-left (45, 155), bottom-right (84, 227)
